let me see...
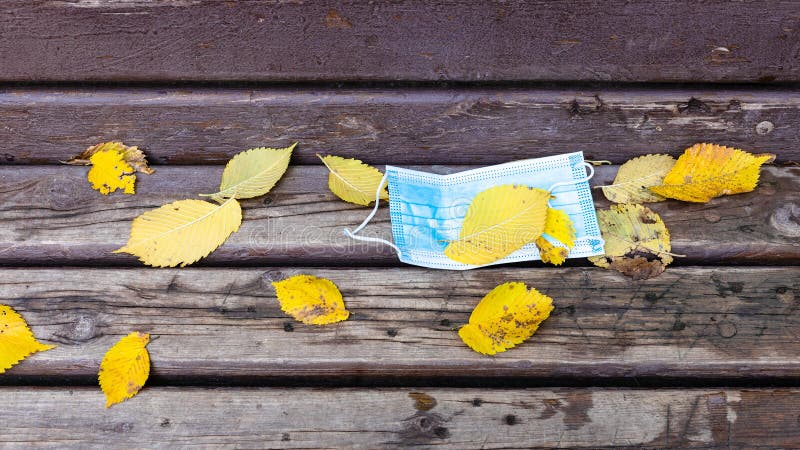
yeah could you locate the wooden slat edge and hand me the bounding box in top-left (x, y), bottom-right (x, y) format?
top-left (1, 87), bottom-right (800, 164)
top-left (2, 1), bottom-right (799, 82)
top-left (2, 387), bottom-right (799, 448)
top-left (0, 165), bottom-right (797, 266)
top-left (2, 266), bottom-right (799, 380)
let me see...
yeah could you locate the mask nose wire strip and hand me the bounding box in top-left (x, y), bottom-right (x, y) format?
top-left (546, 162), bottom-right (595, 207)
top-left (343, 172), bottom-right (403, 256)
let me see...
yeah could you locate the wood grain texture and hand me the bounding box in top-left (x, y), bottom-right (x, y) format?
top-left (2, 1), bottom-right (800, 82)
top-left (0, 165), bottom-right (797, 266)
top-left (3, 266), bottom-right (799, 380)
top-left (2, 87), bottom-right (800, 165)
top-left (2, 387), bottom-right (799, 448)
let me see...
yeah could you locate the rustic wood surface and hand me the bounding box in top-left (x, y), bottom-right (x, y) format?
top-left (1, 87), bottom-right (799, 165)
top-left (2, 1), bottom-right (800, 83)
top-left (2, 266), bottom-right (798, 381)
top-left (3, 387), bottom-right (800, 448)
top-left (3, 3), bottom-right (800, 445)
top-left (0, 165), bottom-right (796, 266)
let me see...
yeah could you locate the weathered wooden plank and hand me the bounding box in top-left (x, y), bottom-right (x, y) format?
top-left (2, 387), bottom-right (799, 448)
top-left (2, 87), bottom-right (800, 165)
top-left (2, 1), bottom-right (800, 83)
top-left (0, 165), bottom-right (797, 266)
top-left (2, 267), bottom-right (799, 380)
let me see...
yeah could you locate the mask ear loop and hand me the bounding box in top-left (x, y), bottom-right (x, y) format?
top-left (343, 172), bottom-right (403, 256)
top-left (546, 162), bottom-right (595, 207)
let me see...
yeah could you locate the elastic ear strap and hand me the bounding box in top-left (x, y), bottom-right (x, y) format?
top-left (343, 172), bottom-right (402, 256)
top-left (547, 161), bottom-right (595, 194)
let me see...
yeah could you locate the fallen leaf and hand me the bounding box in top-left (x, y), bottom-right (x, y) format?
top-left (535, 237), bottom-right (568, 266)
top-left (65, 142), bottom-right (155, 175)
top-left (458, 282), bottom-right (554, 355)
top-left (0, 305), bottom-right (55, 374)
top-left (99, 332), bottom-right (151, 408)
top-left (588, 203), bottom-right (675, 280)
top-left (272, 275), bottom-right (349, 325)
top-left (318, 154), bottom-right (389, 206)
top-left (114, 198), bottom-right (242, 267)
top-left (649, 143), bottom-right (775, 203)
top-left (535, 208), bottom-right (575, 266)
top-left (205, 144), bottom-right (295, 201)
top-left (87, 148), bottom-right (137, 195)
top-left (600, 154), bottom-right (676, 203)
top-left (445, 185), bottom-right (550, 265)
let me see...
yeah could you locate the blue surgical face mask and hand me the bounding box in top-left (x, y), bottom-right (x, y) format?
top-left (345, 151), bottom-right (604, 270)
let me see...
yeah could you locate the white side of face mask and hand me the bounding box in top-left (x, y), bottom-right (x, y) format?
top-left (346, 152), bottom-right (605, 270)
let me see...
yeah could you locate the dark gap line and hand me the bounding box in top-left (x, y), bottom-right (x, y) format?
top-left (0, 260), bottom-right (797, 269)
top-left (4, 80), bottom-right (800, 90)
top-left (3, 374), bottom-right (800, 389)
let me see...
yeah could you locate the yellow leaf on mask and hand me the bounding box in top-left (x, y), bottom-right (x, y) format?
top-left (444, 185), bottom-right (550, 265)
top-left (318, 154), bottom-right (389, 206)
top-left (204, 144), bottom-right (295, 201)
top-left (114, 198), bottom-right (242, 267)
top-left (600, 154), bottom-right (676, 203)
top-left (458, 282), bottom-right (553, 355)
top-left (649, 143), bottom-right (775, 203)
top-left (534, 208), bottom-right (575, 266)
top-left (99, 332), bottom-right (150, 408)
top-left (65, 141), bottom-right (155, 175)
top-left (535, 236), bottom-right (568, 265)
top-left (543, 208), bottom-right (575, 248)
top-left (588, 203), bottom-right (674, 280)
top-left (0, 305), bottom-right (55, 374)
top-left (87, 149), bottom-right (136, 195)
top-left (272, 275), bottom-right (349, 325)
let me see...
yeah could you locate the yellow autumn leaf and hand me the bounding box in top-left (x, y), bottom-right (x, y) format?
top-left (600, 154), bottom-right (676, 203)
top-left (204, 144), bottom-right (296, 201)
top-left (272, 275), bottom-right (349, 325)
top-left (458, 282), bottom-right (553, 355)
top-left (87, 149), bottom-right (137, 195)
top-left (534, 208), bottom-right (575, 266)
top-left (99, 332), bottom-right (151, 408)
top-left (318, 154), bottom-right (389, 206)
top-left (114, 198), bottom-right (242, 267)
top-left (0, 305), bottom-right (55, 374)
top-left (542, 208), bottom-right (575, 248)
top-left (588, 203), bottom-right (676, 280)
top-left (649, 143), bottom-right (775, 203)
top-left (444, 185), bottom-right (550, 265)
top-left (65, 141), bottom-right (155, 175)
top-left (535, 237), bottom-right (568, 265)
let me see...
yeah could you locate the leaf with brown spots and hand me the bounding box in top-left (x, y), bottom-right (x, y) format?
top-left (272, 275), bottom-right (349, 325)
top-left (458, 282), bottom-right (554, 355)
top-left (534, 208), bottom-right (575, 266)
top-left (588, 203), bottom-right (678, 280)
top-left (98, 332), bottom-right (151, 408)
top-left (649, 143), bottom-right (775, 203)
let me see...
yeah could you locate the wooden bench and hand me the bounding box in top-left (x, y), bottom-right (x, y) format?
top-left (1, 1), bottom-right (799, 447)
